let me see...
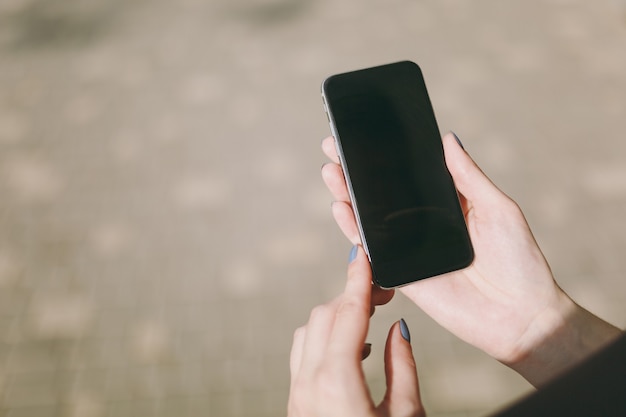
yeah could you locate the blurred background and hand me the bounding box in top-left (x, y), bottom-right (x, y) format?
top-left (1, 0), bottom-right (625, 416)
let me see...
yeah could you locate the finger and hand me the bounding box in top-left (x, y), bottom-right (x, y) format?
top-left (361, 343), bottom-right (372, 360)
top-left (372, 285), bottom-right (395, 307)
top-left (321, 136), bottom-right (340, 164)
top-left (331, 201), bottom-right (361, 245)
top-left (298, 296), bottom-right (341, 375)
top-left (378, 319), bottom-right (425, 417)
top-left (327, 246), bottom-right (372, 358)
top-left (290, 326), bottom-right (306, 381)
top-left (370, 286), bottom-right (394, 317)
top-left (321, 162), bottom-right (351, 202)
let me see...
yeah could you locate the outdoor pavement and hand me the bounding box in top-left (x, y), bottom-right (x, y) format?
top-left (1, 0), bottom-right (625, 416)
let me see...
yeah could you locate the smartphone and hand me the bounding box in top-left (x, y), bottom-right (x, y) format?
top-left (321, 60), bottom-right (474, 288)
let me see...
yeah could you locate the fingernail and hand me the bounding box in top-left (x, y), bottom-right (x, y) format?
top-left (348, 245), bottom-right (358, 263)
top-left (451, 131), bottom-right (465, 150)
top-left (361, 343), bottom-right (372, 360)
top-left (399, 318), bottom-right (411, 343)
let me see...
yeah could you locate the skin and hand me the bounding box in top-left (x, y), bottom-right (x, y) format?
top-left (288, 246), bottom-right (425, 417)
top-left (320, 132), bottom-right (622, 386)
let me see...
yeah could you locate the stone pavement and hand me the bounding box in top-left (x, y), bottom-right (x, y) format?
top-left (1, 0), bottom-right (625, 416)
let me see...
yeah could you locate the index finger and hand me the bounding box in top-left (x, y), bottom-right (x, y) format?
top-left (321, 136), bottom-right (340, 164)
top-left (327, 246), bottom-right (373, 359)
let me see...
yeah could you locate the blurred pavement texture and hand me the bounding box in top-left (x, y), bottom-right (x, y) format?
top-left (1, 0), bottom-right (626, 416)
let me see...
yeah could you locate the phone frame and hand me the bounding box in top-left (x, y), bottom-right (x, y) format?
top-left (321, 61), bottom-right (474, 288)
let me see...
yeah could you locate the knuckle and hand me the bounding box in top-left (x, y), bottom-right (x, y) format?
top-left (336, 295), bottom-right (368, 318)
top-left (308, 304), bottom-right (333, 323)
top-left (500, 195), bottom-right (523, 216)
top-left (292, 326), bottom-right (306, 341)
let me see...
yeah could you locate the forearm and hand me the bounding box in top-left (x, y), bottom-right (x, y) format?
top-left (506, 293), bottom-right (623, 387)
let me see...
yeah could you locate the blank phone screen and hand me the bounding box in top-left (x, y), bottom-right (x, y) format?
top-left (323, 61), bottom-right (473, 288)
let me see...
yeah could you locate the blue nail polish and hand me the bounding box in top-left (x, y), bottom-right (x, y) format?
top-left (348, 245), bottom-right (358, 263)
top-left (399, 318), bottom-right (411, 343)
top-left (451, 131), bottom-right (465, 150)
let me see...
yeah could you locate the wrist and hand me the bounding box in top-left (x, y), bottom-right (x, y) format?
top-left (505, 292), bottom-right (622, 387)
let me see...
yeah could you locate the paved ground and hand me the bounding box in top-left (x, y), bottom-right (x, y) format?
top-left (1, 0), bottom-right (625, 416)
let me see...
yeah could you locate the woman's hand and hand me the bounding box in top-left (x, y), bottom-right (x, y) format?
top-left (288, 246), bottom-right (425, 417)
top-left (321, 132), bottom-right (622, 386)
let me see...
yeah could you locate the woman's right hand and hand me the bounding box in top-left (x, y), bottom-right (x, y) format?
top-left (288, 246), bottom-right (425, 417)
top-left (321, 132), bottom-right (622, 386)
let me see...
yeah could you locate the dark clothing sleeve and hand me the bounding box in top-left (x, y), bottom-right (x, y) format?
top-left (490, 333), bottom-right (626, 417)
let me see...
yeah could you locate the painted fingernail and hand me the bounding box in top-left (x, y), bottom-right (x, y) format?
top-left (361, 343), bottom-right (372, 360)
top-left (348, 245), bottom-right (358, 263)
top-left (451, 131), bottom-right (465, 150)
top-left (399, 318), bottom-right (411, 343)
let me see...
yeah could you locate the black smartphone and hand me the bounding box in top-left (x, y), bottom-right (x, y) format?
top-left (321, 60), bottom-right (474, 288)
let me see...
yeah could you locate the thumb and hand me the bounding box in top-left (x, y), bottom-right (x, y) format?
top-left (442, 131), bottom-right (504, 206)
top-left (377, 319), bottom-right (425, 417)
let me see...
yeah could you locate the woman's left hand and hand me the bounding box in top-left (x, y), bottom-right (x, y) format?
top-left (288, 246), bottom-right (425, 417)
